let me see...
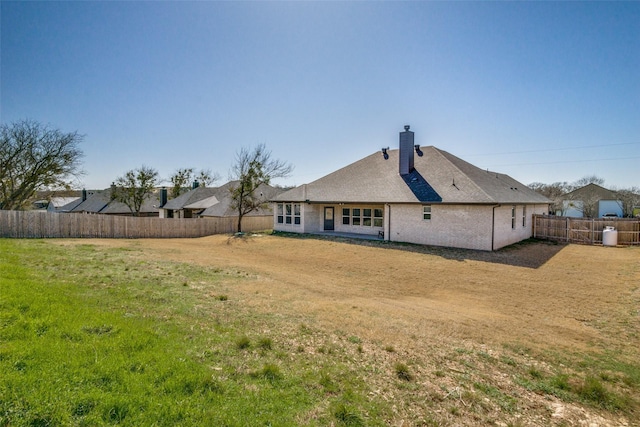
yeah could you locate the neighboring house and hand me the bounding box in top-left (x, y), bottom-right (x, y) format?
top-left (159, 181), bottom-right (283, 219)
top-left (99, 193), bottom-right (161, 217)
top-left (159, 185), bottom-right (219, 218)
top-left (272, 126), bottom-right (550, 251)
top-left (70, 187), bottom-right (161, 217)
top-left (559, 183), bottom-right (623, 218)
top-left (47, 196), bottom-right (83, 213)
top-left (68, 189), bottom-right (111, 214)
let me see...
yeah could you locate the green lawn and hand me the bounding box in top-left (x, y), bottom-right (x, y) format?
top-left (0, 239), bottom-right (382, 426)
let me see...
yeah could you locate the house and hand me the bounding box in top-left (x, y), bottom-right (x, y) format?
top-left (559, 183), bottom-right (623, 218)
top-left (70, 187), bottom-right (161, 217)
top-left (159, 184), bottom-right (219, 218)
top-left (159, 181), bottom-right (283, 219)
top-left (272, 126), bottom-right (550, 251)
top-left (46, 196), bottom-right (83, 213)
top-left (67, 189), bottom-right (111, 214)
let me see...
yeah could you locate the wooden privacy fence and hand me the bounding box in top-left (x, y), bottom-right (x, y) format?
top-left (533, 215), bottom-right (640, 246)
top-left (0, 211), bottom-right (273, 239)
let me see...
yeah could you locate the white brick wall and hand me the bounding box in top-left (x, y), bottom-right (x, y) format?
top-left (274, 202), bottom-right (549, 251)
top-left (388, 204), bottom-right (494, 250)
top-left (492, 204), bottom-right (548, 249)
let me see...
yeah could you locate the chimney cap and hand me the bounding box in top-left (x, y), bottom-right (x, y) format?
top-left (404, 125), bottom-right (410, 131)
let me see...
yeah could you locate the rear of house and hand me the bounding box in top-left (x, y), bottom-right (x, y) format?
top-left (273, 126), bottom-right (549, 251)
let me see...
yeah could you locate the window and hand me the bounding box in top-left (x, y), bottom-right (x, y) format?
top-left (423, 205), bottom-right (431, 220)
top-left (294, 204), bottom-right (301, 225)
top-left (339, 206), bottom-right (383, 227)
top-left (352, 208), bottom-right (361, 226)
top-left (511, 205), bottom-right (516, 229)
top-left (277, 203), bottom-right (284, 224)
top-left (278, 203), bottom-right (300, 225)
top-left (522, 205), bottom-right (526, 227)
top-left (363, 208), bottom-right (372, 226)
top-left (373, 208), bottom-right (383, 227)
top-left (285, 203), bottom-right (292, 224)
top-left (342, 208), bottom-right (350, 225)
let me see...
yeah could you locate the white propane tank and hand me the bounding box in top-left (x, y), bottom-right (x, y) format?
top-left (603, 226), bottom-right (618, 246)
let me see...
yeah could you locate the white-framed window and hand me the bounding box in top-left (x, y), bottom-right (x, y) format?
top-left (341, 206), bottom-right (383, 227)
top-left (277, 203), bottom-right (300, 225)
top-left (352, 208), bottom-right (361, 226)
top-left (423, 205), bottom-right (431, 220)
top-left (277, 203), bottom-right (284, 224)
top-left (511, 205), bottom-right (516, 229)
top-left (285, 203), bottom-right (292, 224)
top-left (342, 208), bottom-right (350, 225)
top-left (522, 205), bottom-right (526, 227)
top-left (294, 203), bottom-right (301, 225)
top-left (363, 208), bottom-right (372, 226)
top-left (373, 208), bottom-right (383, 227)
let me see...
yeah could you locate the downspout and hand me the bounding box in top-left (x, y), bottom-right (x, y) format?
top-left (386, 203), bottom-right (391, 242)
top-left (491, 204), bottom-right (500, 251)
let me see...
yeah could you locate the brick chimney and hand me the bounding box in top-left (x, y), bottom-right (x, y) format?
top-left (399, 125), bottom-right (414, 175)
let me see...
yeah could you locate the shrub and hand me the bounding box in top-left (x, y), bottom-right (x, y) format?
top-left (236, 336), bottom-right (251, 350)
top-left (395, 363), bottom-right (413, 381)
top-left (333, 403), bottom-right (364, 426)
top-left (258, 337), bottom-right (273, 350)
top-left (260, 363), bottom-right (281, 382)
top-left (319, 371), bottom-right (339, 394)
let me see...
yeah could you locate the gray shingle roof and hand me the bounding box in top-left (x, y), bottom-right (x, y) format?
top-left (161, 181), bottom-right (284, 217)
top-left (71, 190), bottom-right (111, 213)
top-left (200, 182), bottom-right (283, 217)
top-left (71, 188), bottom-right (161, 214)
top-left (561, 183), bottom-right (619, 200)
top-left (274, 146), bottom-right (550, 205)
top-left (161, 186), bottom-right (220, 210)
top-left (100, 192), bottom-right (160, 214)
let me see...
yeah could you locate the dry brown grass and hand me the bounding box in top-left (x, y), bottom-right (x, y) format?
top-left (58, 234), bottom-right (640, 426)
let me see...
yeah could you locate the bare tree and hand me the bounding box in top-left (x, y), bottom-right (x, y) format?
top-left (573, 194), bottom-right (600, 218)
top-left (112, 165), bottom-right (159, 216)
top-left (0, 119), bottom-right (84, 210)
top-left (169, 167), bottom-right (220, 198)
top-left (572, 175), bottom-right (605, 188)
top-left (529, 181), bottom-right (572, 215)
top-left (169, 167), bottom-right (194, 198)
top-left (229, 144), bottom-right (293, 233)
top-left (614, 186), bottom-right (640, 217)
top-left (196, 169), bottom-right (220, 187)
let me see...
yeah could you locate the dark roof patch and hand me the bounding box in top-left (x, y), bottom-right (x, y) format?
top-left (401, 170), bottom-right (442, 202)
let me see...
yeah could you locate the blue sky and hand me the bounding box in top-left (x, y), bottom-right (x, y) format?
top-left (2, 1), bottom-right (639, 190)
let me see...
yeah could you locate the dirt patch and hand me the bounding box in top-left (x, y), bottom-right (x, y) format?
top-left (57, 234), bottom-right (640, 425)
top-left (79, 235), bottom-right (638, 352)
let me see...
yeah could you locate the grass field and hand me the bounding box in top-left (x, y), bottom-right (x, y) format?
top-left (1, 234), bottom-right (639, 426)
